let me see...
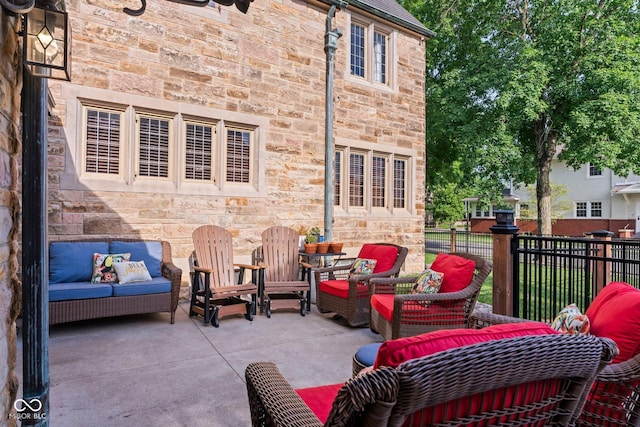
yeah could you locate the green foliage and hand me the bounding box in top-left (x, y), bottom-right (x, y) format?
top-left (305, 226), bottom-right (321, 243)
top-left (403, 0), bottom-right (640, 233)
top-left (427, 182), bottom-right (469, 227)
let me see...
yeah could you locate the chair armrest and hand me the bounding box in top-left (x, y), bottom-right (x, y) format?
top-left (299, 261), bottom-right (313, 269)
top-left (193, 266), bottom-right (214, 274)
top-left (235, 263), bottom-right (263, 270)
top-left (469, 311), bottom-right (531, 329)
top-left (245, 362), bottom-right (322, 427)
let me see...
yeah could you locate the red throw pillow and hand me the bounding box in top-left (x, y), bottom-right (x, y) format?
top-left (357, 244), bottom-right (399, 273)
top-left (429, 253), bottom-right (476, 293)
top-left (586, 282), bottom-right (640, 363)
top-left (374, 322), bottom-right (557, 369)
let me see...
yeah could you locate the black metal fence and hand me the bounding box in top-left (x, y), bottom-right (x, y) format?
top-left (512, 234), bottom-right (640, 322)
top-left (425, 229), bottom-right (492, 262)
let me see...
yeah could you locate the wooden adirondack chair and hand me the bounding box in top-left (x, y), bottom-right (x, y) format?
top-left (260, 226), bottom-right (311, 317)
top-left (190, 225), bottom-right (259, 327)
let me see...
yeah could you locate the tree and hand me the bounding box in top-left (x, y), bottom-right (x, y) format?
top-left (519, 183), bottom-right (572, 224)
top-left (404, 0), bottom-right (640, 235)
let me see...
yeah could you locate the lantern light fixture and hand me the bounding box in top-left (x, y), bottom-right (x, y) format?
top-left (22, 0), bottom-right (70, 81)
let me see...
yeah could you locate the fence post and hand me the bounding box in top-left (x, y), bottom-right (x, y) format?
top-left (589, 230), bottom-right (613, 294)
top-left (450, 227), bottom-right (456, 253)
top-left (490, 211), bottom-right (519, 316)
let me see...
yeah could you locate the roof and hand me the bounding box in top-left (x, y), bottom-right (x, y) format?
top-left (611, 182), bottom-right (640, 195)
top-left (336, 0), bottom-right (436, 38)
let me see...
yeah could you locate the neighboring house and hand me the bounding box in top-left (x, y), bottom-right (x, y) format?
top-left (46, 0), bottom-right (434, 280)
top-left (466, 160), bottom-right (640, 236)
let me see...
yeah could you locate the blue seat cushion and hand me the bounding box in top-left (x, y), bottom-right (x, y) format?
top-left (111, 276), bottom-right (172, 297)
top-left (50, 241), bottom-right (109, 284)
top-left (49, 282), bottom-right (113, 302)
top-left (354, 342), bottom-right (382, 368)
top-left (110, 241), bottom-right (163, 278)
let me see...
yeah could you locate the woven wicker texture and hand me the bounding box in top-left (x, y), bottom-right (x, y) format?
top-left (49, 238), bottom-right (182, 325)
top-left (369, 252), bottom-right (492, 340)
top-left (471, 311), bottom-right (640, 427)
top-left (314, 243), bottom-right (408, 327)
top-left (245, 334), bottom-right (616, 426)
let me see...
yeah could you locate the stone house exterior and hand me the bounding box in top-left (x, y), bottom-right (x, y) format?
top-left (47, 0), bottom-right (433, 282)
top-left (0, 13), bottom-right (22, 427)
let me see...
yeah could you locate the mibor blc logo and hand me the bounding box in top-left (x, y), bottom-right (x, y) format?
top-left (10, 398), bottom-right (47, 421)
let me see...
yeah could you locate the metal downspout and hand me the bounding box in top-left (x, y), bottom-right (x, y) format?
top-left (323, 0), bottom-right (346, 243)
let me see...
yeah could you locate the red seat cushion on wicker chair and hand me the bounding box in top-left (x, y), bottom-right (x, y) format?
top-left (581, 282), bottom-right (640, 424)
top-left (430, 253), bottom-right (476, 293)
top-left (296, 383), bottom-right (342, 423)
top-left (373, 322), bottom-right (558, 369)
top-left (358, 244), bottom-right (399, 273)
top-left (370, 294), bottom-right (458, 322)
top-left (585, 281), bottom-right (640, 364)
top-left (319, 280), bottom-right (368, 299)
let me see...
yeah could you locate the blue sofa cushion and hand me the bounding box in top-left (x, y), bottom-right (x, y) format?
top-left (50, 282), bottom-right (113, 302)
top-left (111, 276), bottom-right (172, 297)
top-left (110, 241), bottom-right (163, 278)
top-left (50, 241), bottom-right (109, 284)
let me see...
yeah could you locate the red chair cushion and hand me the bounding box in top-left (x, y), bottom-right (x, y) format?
top-left (371, 294), bottom-right (395, 321)
top-left (358, 244), bottom-right (399, 273)
top-left (585, 281), bottom-right (640, 363)
top-left (296, 383), bottom-right (342, 423)
top-left (430, 253), bottom-right (476, 293)
top-left (373, 321), bottom-right (558, 369)
top-left (370, 294), bottom-right (465, 324)
top-left (319, 280), bottom-right (368, 299)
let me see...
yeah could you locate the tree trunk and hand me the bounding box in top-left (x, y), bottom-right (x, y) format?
top-left (535, 116), bottom-right (557, 236)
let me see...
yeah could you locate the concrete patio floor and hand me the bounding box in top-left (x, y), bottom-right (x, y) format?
top-left (16, 301), bottom-right (381, 426)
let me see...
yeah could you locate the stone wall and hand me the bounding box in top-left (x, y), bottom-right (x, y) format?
top-left (47, 0), bottom-right (428, 281)
top-left (0, 11), bottom-right (22, 427)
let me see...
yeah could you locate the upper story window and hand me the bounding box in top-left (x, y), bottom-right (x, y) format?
top-left (349, 17), bottom-right (394, 88)
top-left (79, 101), bottom-right (259, 193)
top-left (588, 163), bottom-right (603, 177)
top-left (334, 146), bottom-right (412, 214)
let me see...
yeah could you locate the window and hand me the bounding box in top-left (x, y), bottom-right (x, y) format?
top-left (184, 122), bottom-right (214, 181)
top-left (349, 18), bottom-right (393, 86)
top-left (335, 146), bottom-right (412, 213)
top-left (475, 204), bottom-right (482, 217)
top-left (372, 155), bottom-right (386, 208)
top-left (393, 159), bottom-right (406, 209)
top-left (137, 115), bottom-right (170, 178)
top-left (588, 163), bottom-right (603, 177)
top-left (226, 128), bottom-right (252, 183)
top-left (84, 108), bottom-right (121, 175)
top-left (79, 101), bottom-right (259, 193)
top-left (349, 152), bottom-right (365, 207)
top-left (576, 202), bottom-right (587, 217)
top-left (576, 201), bottom-right (602, 218)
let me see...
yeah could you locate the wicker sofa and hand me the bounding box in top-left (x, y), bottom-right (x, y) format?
top-left (48, 238), bottom-right (182, 325)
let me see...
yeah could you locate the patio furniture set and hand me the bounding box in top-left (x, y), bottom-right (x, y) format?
top-left (244, 244), bottom-right (640, 426)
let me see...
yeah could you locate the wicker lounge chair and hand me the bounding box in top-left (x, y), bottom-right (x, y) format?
top-left (470, 281), bottom-right (640, 427)
top-left (189, 225), bottom-right (259, 327)
top-left (260, 226), bottom-right (311, 317)
top-left (314, 243), bottom-right (408, 327)
top-left (245, 333), bottom-right (617, 426)
top-left (369, 252), bottom-right (492, 340)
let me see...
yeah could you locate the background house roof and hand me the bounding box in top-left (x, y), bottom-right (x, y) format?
top-left (340, 0), bottom-right (436, 38)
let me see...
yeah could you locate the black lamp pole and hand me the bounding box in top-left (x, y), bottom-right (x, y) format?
top-left (21, 67), bottom-right (50, 426)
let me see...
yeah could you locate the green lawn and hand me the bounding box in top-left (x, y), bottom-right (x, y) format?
top-left (425, 253), bottom-right (493, 305)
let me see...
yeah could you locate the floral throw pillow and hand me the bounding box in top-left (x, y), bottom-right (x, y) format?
top-left (91, 253), bottom-right (131, 283)
top-left (411, 269), bottom-right (444, 295)
top-left (349, 258), bottom-right (377, 279)
top-left (551, 303), bottom-right (590, 335)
